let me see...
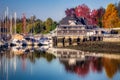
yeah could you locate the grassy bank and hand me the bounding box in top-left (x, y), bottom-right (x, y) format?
top-left (61, 41), bottom-right (120, 54)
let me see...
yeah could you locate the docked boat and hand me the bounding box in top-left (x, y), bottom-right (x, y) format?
top-left (38, 45), bottom-right (50, 51)
top-left (39, 37), bottom-right (50, 45)
top-left (24, 36), bottom-right (39, 46)
top-left (11, 34), bottom-right (27, 46)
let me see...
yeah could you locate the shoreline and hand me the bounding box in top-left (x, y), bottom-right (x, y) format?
top-left (57, 41), bottom-right (120, 54)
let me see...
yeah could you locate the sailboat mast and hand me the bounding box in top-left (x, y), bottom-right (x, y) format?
top-left (0, 17), bottom-right (1, 33)
top-left (10, 15), bottom-right (12, 36)
top-left (5, 11), bottom-right (6, 36)
top-left (0, 17), bottom-right (1, 39)
top-left (14, 12), bottom-right (16, 34)
top-left (6, 7), bottom-right (9, 35)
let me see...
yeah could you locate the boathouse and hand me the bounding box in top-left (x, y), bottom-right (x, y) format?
top-left (53, 16), bottom-right (103, 47)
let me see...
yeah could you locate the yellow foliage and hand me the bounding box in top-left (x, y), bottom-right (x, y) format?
top-left (103, 3), bottom-right (120, 28)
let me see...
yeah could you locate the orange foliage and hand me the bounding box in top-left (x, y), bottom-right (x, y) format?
top-left (103, 3), bottom-right (120, 28)
top-left (102, 58), bottom-right (119, 79)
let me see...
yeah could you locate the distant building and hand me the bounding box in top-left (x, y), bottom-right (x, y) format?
top-left (53, 16), bottom-right (104, 47)
top-left (57, 16), bottom-right (97, 37)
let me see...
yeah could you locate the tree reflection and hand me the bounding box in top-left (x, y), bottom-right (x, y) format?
top-left (60, 57), bottom-right (103, 77)
top-left (102, 58), bottom-right (120, 79)
top-left (90, 57), bottom-right (103, 73)
top-left (60, 56), bottom-right (120, 78)
top-left (0, 48), bottom-right (56, 72)
top-left (0, 48), bottom-right (56, 79)
top-left (17, 50), bottom-right (56, 63)
top-left (74, 61), bottom-right (90, 77)
top-left (0, 47), bottom-right (120, 79)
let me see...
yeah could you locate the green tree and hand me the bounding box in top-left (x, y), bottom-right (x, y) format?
top-left (34, 19), bottom-right (43, 34)
top-left (97, 7), bottom-right (105, 27)
top-left (116, 1), bottom-right (120, 17)
top-left (15, 16), bottom-right (57, 34)
top-left (30, 15), bottom-right (36, 33)
top-left (50, 21), bottom-right (57, 31)
top-left (16, 23), bottom-right (22, 33)
top-left (45, 18), bottom-right (53, 33)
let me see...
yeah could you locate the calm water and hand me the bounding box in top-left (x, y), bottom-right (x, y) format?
top-left (0, 46), bottom-right (120, 80)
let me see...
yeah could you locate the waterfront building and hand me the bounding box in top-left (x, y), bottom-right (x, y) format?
top-left (52, 16), bottom-right (103, 47)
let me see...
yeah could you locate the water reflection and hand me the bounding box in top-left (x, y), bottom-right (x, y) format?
top-left (102, 58), bottom-right (120, 78)
top-left (60, 57), bottom-right (120, 78)
top-left (0, 46), bottom-right (120, 80)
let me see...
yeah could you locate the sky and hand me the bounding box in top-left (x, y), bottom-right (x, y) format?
top-left (0, 0), bottom-right (120, 21)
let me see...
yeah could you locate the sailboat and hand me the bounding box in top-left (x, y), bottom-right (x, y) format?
top-left (10, 12), bottom-right (27, 46)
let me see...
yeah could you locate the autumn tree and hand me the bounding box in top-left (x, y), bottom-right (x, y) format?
top-left (65, 8), bottom-right (75, 17)
top-left (75, 4), bottom-right (91, 25)
top-left (103, 3), bottom-right (119, 28)
top-left (91, 9), bottom-right (98, 26)
top-left (65, 4), bottom-right (103, 26)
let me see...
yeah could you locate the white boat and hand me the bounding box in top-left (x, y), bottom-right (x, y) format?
top-left (39, 37), bottom-right (50, 45)
top-left (11, 38), bottom-right (27, 46)
top-left (38, 45), bottom-right (50, 51)
top-left (11, 39), bottom-right (21, 46)
top-left (24, 36), bottom-right (39, 46)
top-left (11, 34), bottom-right (26, 46)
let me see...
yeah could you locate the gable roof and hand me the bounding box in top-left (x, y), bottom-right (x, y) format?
top-left (59, 16), bottom-right (87, 25)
